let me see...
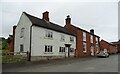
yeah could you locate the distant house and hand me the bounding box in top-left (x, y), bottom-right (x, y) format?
top-left (64, 16), bottom-right (100, 57)
top-left (14, 11), bottom-right (76, 61)
top-left (111, 40), bottom-right (120, 53)
top-left (100, 40), bottom-right (117, 54)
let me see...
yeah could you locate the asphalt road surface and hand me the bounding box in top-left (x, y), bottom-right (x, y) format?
top-left (3, 54), bottom-right (118, 72)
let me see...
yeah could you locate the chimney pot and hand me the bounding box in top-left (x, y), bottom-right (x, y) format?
top-left (65, 15), bottom-right (71, 24)
top-left (90, 29), bottom-right (94, 34)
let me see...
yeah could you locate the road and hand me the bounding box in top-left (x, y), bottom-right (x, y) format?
top-left (3, 54), bottom-right (118, 72)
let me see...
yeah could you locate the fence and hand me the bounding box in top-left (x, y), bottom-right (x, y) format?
top-left (1, 52), bottom-right (29, 63)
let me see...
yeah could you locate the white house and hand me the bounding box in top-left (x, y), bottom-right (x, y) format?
top-left (14, 11), bottom-right (76, 61)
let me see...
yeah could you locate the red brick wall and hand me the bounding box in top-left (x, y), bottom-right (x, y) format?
top-left (100, 40), bottom-right (109, 52)
top-left (64, 24), bottom-right (97, 57)
top-left (86, 32), bottom-right (91, 56)
top-left (118, 44), bottom-right (120, 53)
top-left (109, 45), bottom-right (117, 54)
top-left (76, 30), bottom-right (83, 57)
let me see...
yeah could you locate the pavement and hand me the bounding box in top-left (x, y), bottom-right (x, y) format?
top-left (2, 54), bottom-right (119, 72)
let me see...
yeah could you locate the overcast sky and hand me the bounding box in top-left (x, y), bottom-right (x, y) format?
top-left (1, 0), bottom-right (119, 42)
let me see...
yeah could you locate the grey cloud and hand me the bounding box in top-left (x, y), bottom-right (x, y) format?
top-left (1, 2), bottom-right (118, 42)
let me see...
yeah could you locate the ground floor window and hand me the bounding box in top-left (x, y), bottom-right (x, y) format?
top-left (20, 44), bottom-right (23, 52)
top-left (96, 44), bottom-right (99, 53)
top-left (70, 48), bottom-right (74, 52)
top-left (45, 45), bottom-right (52, 52)
top-left (83, 42), bottom-right (87, 52)
top-left (59, 47), bottom-right (65, 52)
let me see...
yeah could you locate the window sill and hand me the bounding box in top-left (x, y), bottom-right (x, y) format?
top-left (70, 41), bottom-right (74, 43)
top-left (60, 40), bottom-right (65, 42)
top-left (44, 52), bottom-right (53, 54)
top-left (44, 37), bottom-right (53, 40)
top-left (59, 52), bottom-right (66, 54)
top-left (83, 51), bottom-right (87, 53)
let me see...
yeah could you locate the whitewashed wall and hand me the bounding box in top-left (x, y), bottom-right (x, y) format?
top-left (14, 13), bottom-right (32, 53)
top-left (31, 26), bottom-right (76, 57)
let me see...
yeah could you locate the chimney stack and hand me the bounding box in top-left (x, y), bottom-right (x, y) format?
top-left (42, 11), bottom-right (49, 21)
top-left (90, 29), bottom-right (94, 34)
top-left (65, 15), bottom-right (71, 24)
top-left (13, 25), bottom-right (17, 35)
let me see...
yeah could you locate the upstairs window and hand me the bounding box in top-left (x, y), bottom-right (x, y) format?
top-left (20, 28), bottom-right (25, 38)
top-left (59, 47), bottom-right (65, 52)
top-left (45, 31), bottom-right (53, 38)
top-left (70, 36), bottom-right (74, 42)
top-left (60, 34), bottom-right (65, 41)
top-left (45, 45), bottom-right (52, 52)
top-left (83, 32), bottom-right (86, 41)
top-left (90, 35), bottom-right (93, 43)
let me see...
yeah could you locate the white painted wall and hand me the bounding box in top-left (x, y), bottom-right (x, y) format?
top-left (14, 13), bottom-right (32, 53)
top-left (14, 12), bottom-right (76, 57)
top-left (31, 26), bottom-right (76, 57)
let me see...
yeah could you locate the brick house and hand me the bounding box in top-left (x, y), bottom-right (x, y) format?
top-left (100, 39), bottom-right (117, 54)
top-left (111, 40), bottom-right (120, 53)
top-left (64, 15), bottom-right (100, 57)
top-left (9, 26), bottom-right (16, 54)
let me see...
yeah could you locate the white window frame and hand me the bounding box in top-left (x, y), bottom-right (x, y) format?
top-left (20, 44), bottom-right (24, 52)
top-left (83, 32), bottom-right (86, 41)
top-left (70, 36), bottom-right (74, 42)
top-left (90, 35), bottom-right (93, 43)
top-left (60, 34), bottom-right (65, 41)
top-left (83, 42), bottom-right (87, 53)
top-left (96, 37), bottom-right (99, 44)
top-left (45, 30), bottom-right (53, 39)
top-left (45, 45), bottom-right (53, 53)
top-left (59, 47), bottom-right (65, 53)
top-left (20, 28), bottom-right (25, 38)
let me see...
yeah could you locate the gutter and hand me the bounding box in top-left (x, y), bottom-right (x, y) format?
top-left (29, 25), bottom-right (33, 61)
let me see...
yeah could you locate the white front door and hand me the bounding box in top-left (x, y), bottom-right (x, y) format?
top-left (91, 46), bottom-right (94, 56)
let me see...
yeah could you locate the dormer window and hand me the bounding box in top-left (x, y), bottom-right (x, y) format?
top-left (20, 28), bottom-right (25, 38)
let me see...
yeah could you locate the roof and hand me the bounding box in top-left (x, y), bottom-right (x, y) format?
top-left (101, 39), bottom-right (116, 46)
top-left (70, 24), bottom-right (100, 38)
top-left (23, 12), bottom-right (76, 36)
top-left (111, 41), bottom-right (120, 44)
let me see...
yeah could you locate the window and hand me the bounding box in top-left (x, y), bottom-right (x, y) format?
top-left (70, 48), bottom-right (74, 52)
top-left (45, 45), bottom-right (52, 52)
top-left (45, 31), bottom-right (53, 38)
top-left (70, 36), bottom-right (74, 42)
top-left (83, 42), bottom-right (86, 52)
top-left (83, 32), bottom-right (86, 41)
top-left (96, 37), bottom-right (99, 44)
top-left (96, 44), bottom-right (99, 53)
top-left (60, 34), bottom-right (65, 41)
top-left (20, 28), bottom-right (25, 38)
top-left (20, 44), bottom-right (23, 52)
top-left (59, 47), bottom-right (65, 52)
top-left (90, 35), bottom-right (93, 43)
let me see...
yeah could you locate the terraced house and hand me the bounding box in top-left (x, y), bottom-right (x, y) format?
top-left (14, 11), bottom-right (76, 61)
top-left (64, 16), bottom-right (100, 57)
top-left (10, 11), bottom-right (117, 61)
